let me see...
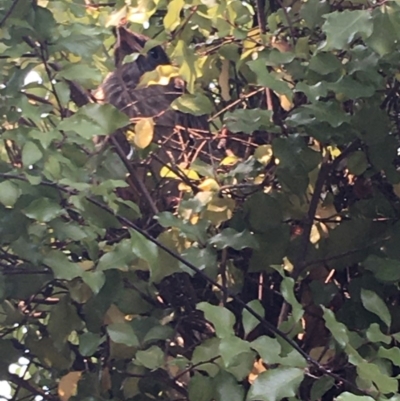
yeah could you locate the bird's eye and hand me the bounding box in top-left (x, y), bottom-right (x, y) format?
top-left (148, 48), bottom-right (160, 60)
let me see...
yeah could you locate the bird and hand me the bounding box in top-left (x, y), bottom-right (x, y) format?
top-left (93, 25), bottom-right (215, 211)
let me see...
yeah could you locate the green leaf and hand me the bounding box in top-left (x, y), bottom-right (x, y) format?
top-left (322, 10), bottom-right (373, 50)
top-left (224, 109), bottom-right (273, 134)
top-left (360, 289), bottom-right (391, 328)
top-left (321, 307), bottom-right (349, 348)
top-left (308, 52), bottom-right (342, 75)
top-left (208, 228), bottom-right (258, 250)
top-left (130, 229), bottom-right (158, 269)
top-left (243, 192), bottom-right (283, 232)
top-left (249, 227), bottom-right (290, 272)
top-left (192, 338), bottom-right (221, 377)
top-left (378, 346), bottom-right (400, 366)
top-left (281, 278), bottom-right (304, 323)
top-left (366, 323), bottom-right (391, 344)
top-left (97, 239), bottom-right (137, 271)
top-left (79, 332), bottom-right (103, 357)
top-left (251, 336), bottom-right (282, 364)
top-left (188, 373), bottom-right (214, 401)
top-left (24, 198), bottom-right (64, 222)
top-left (219, 336), bottom-right (254, 380)
top-left (347, 151), bottom-right (368, 175)
top-left (247, 368), bottom-right (304, 401)
top-left (136, 345), bottom-right (164, 369)
top-left (48, 296), bottom-right (84, 348)
top-left (22, 141), bottom-right (43, 166)
top-left (247, 60), bottom-right (292, 98)
top-left (336, 392), bottom-right (375, 401)
top-left (58, 33), bottom-right (102, 58)
top-left (310, 376), bottom-right (335, 401)
top-left (82, 271), bottom-right (106, 294)
top-left (107, 322), bottom-right (139, 347)
top-left (300, 0), bottom-right (330, 29)
top-left (171, 93), bottom-right (213, 116)
top-left (0, 181), bottom-right (21, 207)
top-left (43, 250), bottom-right (83, 280)
top-left (59, 104), bottom-right (130, 137)
top-left (214, 371), bottom-right (245, 401)
top-left (287, 102), bottom-right (350, 128)
top-left (365, 8), bottom-right (398, 56)
top-left (242, 300), bottom-right (264, 336)
top-left (357, 361), bottom-right (398, 394)
top-left (363, 255), bottom-right (400, 283)
top-left (57, 64), bottom-right (102, 87)
top-left (197, 303), bottom-right (235, 338)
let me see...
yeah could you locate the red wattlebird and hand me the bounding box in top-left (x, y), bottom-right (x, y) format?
top-left (94, 26), bottom-right (217, 212)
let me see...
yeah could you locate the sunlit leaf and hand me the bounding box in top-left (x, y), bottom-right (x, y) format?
top-left (134, 118), bottom-right (154, 149)
top-left (322, 10), bottom-right (373, 50)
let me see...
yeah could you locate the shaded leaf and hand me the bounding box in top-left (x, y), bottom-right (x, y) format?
top-left (22, 141), bottom-right (43, 166)
top-left (247, 368), bottom-right (304, 401)
top-left (209, 228), bottom-right (258, 250)
top-left (107, 322), bottom-right (139, 347)
top-left (360, 289), bottom-right (391, 328)
top-left (242, 300), bottom-right (264, 337)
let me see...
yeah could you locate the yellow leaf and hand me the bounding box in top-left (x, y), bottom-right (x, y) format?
top-left (137, 65), bottom-right (180, 88)
top-left (198, 178), bottom-right (220, 192)
top-left (393, 183), bottom-right (400, 198)
top-left (278, 94), bottom-right (293, 111)
top-left (248, 359), bottom-right (267, 384)
top-left (163, 0), bottom-right (184, 32)
top-left (220, 155), bottom-right (239, 166)
top-left (58, 371), bottom-right (82, 401)
top-left (178, 182), bottom-right (192, 192)
top-left (134, 118), bottom-right (154, 149)
top-left (160, 165), bottom-right (200, 181)
top-left (182, 169), bottom-right (200, 180)
top-left (203, 196), bottom-right (235, 226)
top-left (125, 128), bottom-right (136, 145)
top-left (160, 165), bottom-right (178, 179)
top-left (106, 6), bottom-right (127, 27)
top-left (327, 146), bottom-right (341, 158)
top-left (254, 145), bottom-right (273, 165)
top-left (219, 59), bottom-right (231, 101)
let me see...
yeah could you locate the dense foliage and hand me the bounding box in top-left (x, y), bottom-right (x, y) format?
top-left (2, 0), bottom-right (400, 400)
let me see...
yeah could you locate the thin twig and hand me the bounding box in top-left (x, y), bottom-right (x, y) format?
top-left (39, 44), bottom-right (65, 118)
top-left (256, 0), bottom-right (267, 33)
top-left (209, 88), bottom-right (265, 120)
top-left (292, 152), bottom-right (330, 280)
top-left (7, 373), bottom-right (58, 401)
top-left (274, 0), bottom-right (296, 44)
top-left (0, 0), bottom-right (20, 28)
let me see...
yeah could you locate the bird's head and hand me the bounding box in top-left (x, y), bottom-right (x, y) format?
top-left (113, 26), bottom-right (170, 74)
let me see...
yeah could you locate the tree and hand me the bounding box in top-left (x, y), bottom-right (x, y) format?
top-left (1, 0), bottom-right (400, 400)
